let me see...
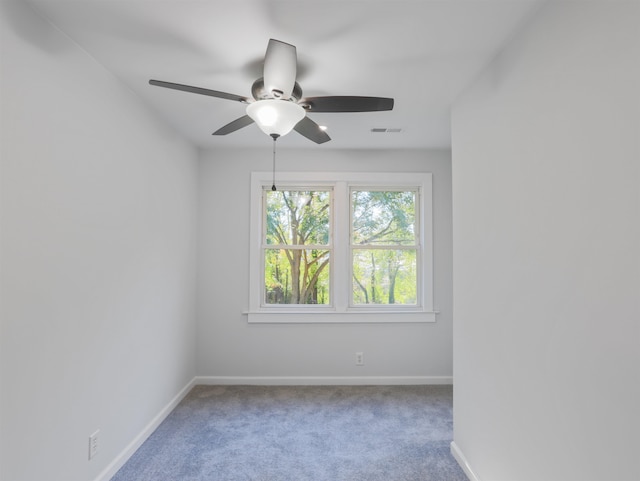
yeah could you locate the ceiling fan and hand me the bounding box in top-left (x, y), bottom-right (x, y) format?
top-left (149, 39), bottom-right (394, 144)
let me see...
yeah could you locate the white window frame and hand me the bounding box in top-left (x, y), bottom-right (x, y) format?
top-left (247, 171), bottom-right (435, 323)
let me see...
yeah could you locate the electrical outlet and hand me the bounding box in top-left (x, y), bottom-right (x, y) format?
top-left (355, 352), bottom-right (364, 366)
top-left (88, 430), bottom-right (100, 460)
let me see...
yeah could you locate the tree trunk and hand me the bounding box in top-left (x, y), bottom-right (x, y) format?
top-left (388, 261), bottom-right (400, 304)
top-left (353, 274), bottom-right (369, 303)
top-left (290, 250), bottom-right (301, 303)
top-left (370, 253), bottom-right (377, 303)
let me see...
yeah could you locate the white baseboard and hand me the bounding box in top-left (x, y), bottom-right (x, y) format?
top-left (93, 378), bottom-right (196, 481)
top-left (450, 441), bottom-right (480, 481)
top-left (194, 375), bottom-right (453, 385)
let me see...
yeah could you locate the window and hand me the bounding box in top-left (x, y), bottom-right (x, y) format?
top-left (248, 172), bottom-right (435, 323)
top-left (351, 189), bottom-right (419, 306)
top-left (264, 188), bottom-right (332, 305)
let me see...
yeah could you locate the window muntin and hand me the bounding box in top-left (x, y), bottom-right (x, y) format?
top-left (262, 188), bottom-right (332, 305)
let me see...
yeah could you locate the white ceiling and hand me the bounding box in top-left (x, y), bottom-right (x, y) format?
top-left (27, 0), bottom-right (542, 150)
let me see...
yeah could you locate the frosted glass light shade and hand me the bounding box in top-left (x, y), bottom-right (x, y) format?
top-left (246, 99), bottom-right (305, 137)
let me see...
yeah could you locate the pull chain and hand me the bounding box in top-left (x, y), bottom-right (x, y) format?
top-left (271, 134), bottom-right (279, 191)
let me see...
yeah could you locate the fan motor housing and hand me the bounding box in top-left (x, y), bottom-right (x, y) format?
top-left (252, 77), bottom-right (302, 102)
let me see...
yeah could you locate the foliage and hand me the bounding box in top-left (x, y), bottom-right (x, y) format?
top-left (352, 249), bottom-right (417, 305)
top-left (352, 190), bottom-right (415, 246)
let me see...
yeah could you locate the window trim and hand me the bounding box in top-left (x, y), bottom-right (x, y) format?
top-left (247, 171), bottom-right (436, 323)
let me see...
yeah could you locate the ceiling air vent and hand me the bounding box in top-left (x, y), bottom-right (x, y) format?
top-left (371, 128), bottom-right (403, 133)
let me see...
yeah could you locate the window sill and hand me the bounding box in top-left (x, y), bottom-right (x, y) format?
top-left (243, 310), bottom-right (438, 324)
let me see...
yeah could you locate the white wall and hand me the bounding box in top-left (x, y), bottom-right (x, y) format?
top-left (198, 148), bottom-right (453, 382)
top-left (0, 2), bottom-right (199, 480)
top-left (452, 2), bottom-right (639, 480)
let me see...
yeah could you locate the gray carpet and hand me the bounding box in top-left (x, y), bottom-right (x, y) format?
top-left (111, 385), bottom-right (467, 481)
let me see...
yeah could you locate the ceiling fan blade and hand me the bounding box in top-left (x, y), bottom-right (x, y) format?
top-left (300, 96), bottom-right (394, 113)
top-left (149, 79), bottom-right (249, 103)
top-left (263, 39), bottom-right (297, 100)
top-left (294, 116), bottom-right (331, 144)
top-left (212, 115), bottom-right (255, 136)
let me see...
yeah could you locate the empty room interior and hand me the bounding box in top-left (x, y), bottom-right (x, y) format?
top-left (1, 1), bottom-right (638, 480)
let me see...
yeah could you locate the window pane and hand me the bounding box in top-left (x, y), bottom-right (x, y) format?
top-left (352, 190), bottom-right (416, 246)
top-left (265, 248), bottom-right (330, 304)
top-left (352, 249), bottom-right (417, 305)
top-left (266, 190), bottom-right (330, 245)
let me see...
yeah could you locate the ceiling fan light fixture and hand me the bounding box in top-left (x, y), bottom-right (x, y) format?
top-left (246, 99), bottom-right (305, 138)
top-left (150, 39), bottom-right (393, 144)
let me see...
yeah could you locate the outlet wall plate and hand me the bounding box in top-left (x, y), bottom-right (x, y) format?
top-left (89, 430), bottom-right (100, 460)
